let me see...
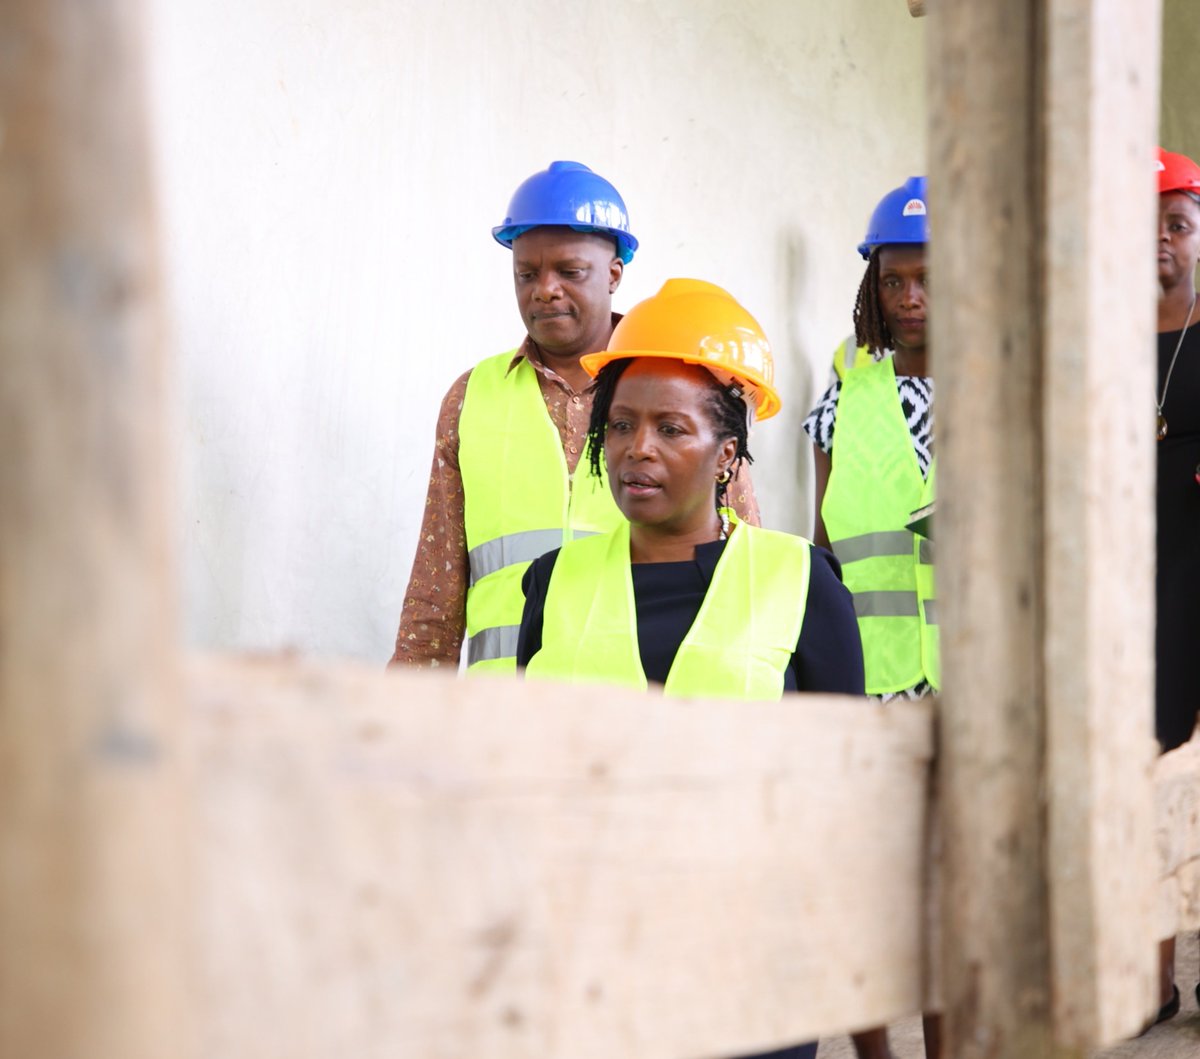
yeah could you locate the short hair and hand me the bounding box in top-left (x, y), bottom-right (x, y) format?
top-left (585, 358), bottom-right (753, 508)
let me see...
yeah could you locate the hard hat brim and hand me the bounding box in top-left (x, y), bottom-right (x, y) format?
top-left (579, 349), bottom-right (780, 421)
top-left (492, 223), bottom-right (638, 264)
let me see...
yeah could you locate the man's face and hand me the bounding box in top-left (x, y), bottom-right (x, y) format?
top-left (512, 228), bottom-right (623, 361)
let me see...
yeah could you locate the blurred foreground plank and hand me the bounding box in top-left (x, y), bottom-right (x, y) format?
top-left (186, 655), bottom-right (934, 1059)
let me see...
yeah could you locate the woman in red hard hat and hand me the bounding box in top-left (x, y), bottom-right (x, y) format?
top-left (1151, 145), bottom-right (1200, 1024)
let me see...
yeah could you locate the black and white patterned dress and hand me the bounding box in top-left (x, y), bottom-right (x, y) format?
top-left (802, 352), bottom-right (935, 702)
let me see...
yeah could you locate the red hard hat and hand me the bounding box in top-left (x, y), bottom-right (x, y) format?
top-left (1157, 147), bottom-right (1200, 195)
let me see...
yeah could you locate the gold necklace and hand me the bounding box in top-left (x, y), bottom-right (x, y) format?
top-left (1157, 288), bottom-right (1197, 441)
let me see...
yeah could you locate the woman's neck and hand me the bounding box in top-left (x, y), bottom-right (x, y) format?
top-left (1158, 282), bottom-right (1198, 333)
top-left (892, 347), bottom-right (927, 378)
top-left (629, 518), bottom-right (724, 564)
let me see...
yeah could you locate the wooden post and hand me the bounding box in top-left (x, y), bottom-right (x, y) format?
top-left (1155, 741), bottom-right (1200, 937)
top-left (0, 2), bottom-right (185, 1057)
top-left (1041, 1), bottom-right (1161, 1046)
top-left (929, 0), bottom-right (1160, 1055)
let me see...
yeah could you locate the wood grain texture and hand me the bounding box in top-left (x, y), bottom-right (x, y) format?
top-left (186, 654), bottom-right (934, 1059)
top-left (1041, 0), bottom-right (1161, 1047)
top-left (928, 0), bottom-right (1163, 1052)
top-left (927, 1), bottom-right (1057, 1055)
top-left (0, 2), bottom-right (186, 1057)
top-left (1155, 741), bottom-right (1200, 937)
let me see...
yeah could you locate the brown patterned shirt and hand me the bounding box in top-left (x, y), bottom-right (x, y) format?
top-left (389, 328), bottom-right (761, 668)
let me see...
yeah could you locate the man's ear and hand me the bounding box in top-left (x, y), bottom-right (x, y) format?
top-left (609, 257), bottom-right (623, 293)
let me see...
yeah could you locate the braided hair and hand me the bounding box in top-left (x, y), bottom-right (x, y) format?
top-left (852, 251), bottom-right (891, 357)
top-left (585, 358), bottom-right (754, 512)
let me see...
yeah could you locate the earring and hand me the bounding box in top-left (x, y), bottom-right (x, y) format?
top-left (716, 468), bottom-right (732, 485)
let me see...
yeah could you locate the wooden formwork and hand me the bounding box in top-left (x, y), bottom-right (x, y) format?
top-left (188, 657), bottom-right (933, 1058)
top-left (1, 2), bottom-right (1196, 1059)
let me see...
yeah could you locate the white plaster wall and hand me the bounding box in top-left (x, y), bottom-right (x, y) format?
top-left (146, 0), bottom-right (926, 662)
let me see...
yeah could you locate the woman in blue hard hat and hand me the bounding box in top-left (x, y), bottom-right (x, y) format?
top-left (1149, 146), bottom-right (1200, 1025)
top-left (517, 279), bottom-right (873, 1059)
top-left (802, 177), bottom-right (939, 1059)
top-left (805, 176), bottom-right (936, 702)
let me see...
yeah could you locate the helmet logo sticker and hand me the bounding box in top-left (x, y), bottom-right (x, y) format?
top-left (576, 201), bottom-right (630, 229)
top-left (902, 198), bottom-right (927, 216)
top-left (1156, 159), bottom-right (1166, 171)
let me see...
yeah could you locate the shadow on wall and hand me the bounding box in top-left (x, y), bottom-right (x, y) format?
top-left (779, 227), bottom-right (816, 536)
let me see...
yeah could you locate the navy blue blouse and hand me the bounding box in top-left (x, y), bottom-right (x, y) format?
top-left (517, 537), bottom-right (865, 696)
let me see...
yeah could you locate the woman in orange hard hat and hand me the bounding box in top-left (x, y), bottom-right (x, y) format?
top-left (516, 279), bottom-right (884, 1059)
top-left (517, 278), bottom-right (862, 704)
top-left (1150, 146), bottom-right (1200, 1026)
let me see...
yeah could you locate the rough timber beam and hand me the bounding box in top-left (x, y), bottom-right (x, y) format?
top-left (929, 0), bottom-right (1162, 1054)
top-left (0, 1), bottom-right (185, 1057)
top-left (187, 656), bottom-right (934, 1059)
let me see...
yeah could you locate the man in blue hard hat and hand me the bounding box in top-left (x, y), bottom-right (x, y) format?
top-left (388, 160), bottom-right (760, 672)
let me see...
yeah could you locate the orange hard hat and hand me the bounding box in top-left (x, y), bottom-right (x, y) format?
top-left (580, 278), bottom-right (781, 421)
top-left (1157, 146), bottom-right (1200, 195)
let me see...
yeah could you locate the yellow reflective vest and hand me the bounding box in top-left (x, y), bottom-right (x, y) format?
top-left (525, 517), bottom-right (812, 701)
top-left (822, 345), bottom-right (939, 693)
top-left (832, 334), bottom-right (859, 381)
top-left (458, 351), bottom-right (623, 673)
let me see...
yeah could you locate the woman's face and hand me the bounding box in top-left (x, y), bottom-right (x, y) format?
top-left (604, 359), bottom-right (738, 537)
top-left (877, 244), bottom-right (928, 354)
top-left (1157, 191), bottom-right (1200, 292)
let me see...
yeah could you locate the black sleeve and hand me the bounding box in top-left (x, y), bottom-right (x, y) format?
top-left (516, 548), bottom-right (561, 669)
top-left (791, 546), bottom-right (865, 694)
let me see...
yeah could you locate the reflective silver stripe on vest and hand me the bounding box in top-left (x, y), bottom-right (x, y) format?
top-left (468, 624), bottom-right (519, 666)
top-left (923, 599), bottom-right (938, 625)
top-left (843, 337), bottom-right (858, 372)
top-left (853, 590), bottom-right (921, 618)
top-left (469, 529), bottom-right (603, 585)
top-left (832, 530), bottom-right (915, 564)
top-left (469, 529), bottom-right (565, 585)
top-left (919, 538), bottom-right (934, 564)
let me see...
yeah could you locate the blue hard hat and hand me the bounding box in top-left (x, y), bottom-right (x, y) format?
top-left (492, 160), bottom-right (638, 264)
top-left (857, 176), bottom-right (928, 259)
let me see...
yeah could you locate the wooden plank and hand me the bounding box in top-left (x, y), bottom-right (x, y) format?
top-left (927, 1), bottom-right (1060, 1055)
top-left (1041, 0), bottom-right (1161, 1048)
top-left (0, 2), bottom-right (186, 1058)
top-left (929, 0), bottom-right (1162, 1052)
top-left (1155, 742), bottom-right (1200, 936)
top-left (186, 654), bottom-right (934, 1059)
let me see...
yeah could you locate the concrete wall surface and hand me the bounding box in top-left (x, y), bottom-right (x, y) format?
top-left (1161, 0), bottom-right (1200, 158)
top-left (146, 0), bottom-right (927, 661)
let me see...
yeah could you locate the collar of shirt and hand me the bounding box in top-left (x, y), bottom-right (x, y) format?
top-left (505, 312), bottom-right (624, 396)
